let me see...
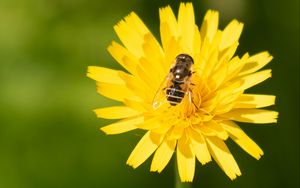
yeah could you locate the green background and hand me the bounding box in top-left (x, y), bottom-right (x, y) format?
top-left (0, 0), bottom-right (298, 187)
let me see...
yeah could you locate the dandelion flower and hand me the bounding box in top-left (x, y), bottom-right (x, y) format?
top-left (87, 3), bottom-right (278, 182)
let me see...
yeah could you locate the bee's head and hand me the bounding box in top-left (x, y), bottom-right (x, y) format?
top-left (175, 54), bottom-right (194, 67)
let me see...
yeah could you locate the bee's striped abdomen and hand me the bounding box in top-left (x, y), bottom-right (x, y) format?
top-left (166, 84), bottom-right (185, 106)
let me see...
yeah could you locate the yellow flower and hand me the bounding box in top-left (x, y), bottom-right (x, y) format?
top-left (87, 3), bottom-right (278, 182)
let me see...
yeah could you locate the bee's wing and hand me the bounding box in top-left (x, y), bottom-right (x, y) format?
top-left (152, 73), bottom-right (173, 110)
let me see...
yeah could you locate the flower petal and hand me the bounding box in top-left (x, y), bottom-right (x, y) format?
top-left (220, 109), bottom-right (278, 124)
top-left (203, 120), bottom-right (228, 140)
top-left (159, 5), bottom-right (178, 48)
top-left (214, 88), bottom-right (243, 115)
top-left (142, 33), bottom-right (166, 76)
top-left (127, 131), bottom-right (163, 168)
top-left (137, 117), bottom-right (161, 130)
top-left (177, 134), bottom-right (195, 182)
top-left (233, 69), bottom-right (272, 92)
top-left (188, 128), bottom-right (211, 164)
top-left (96, 82), bottom-right (139, 102)
top-left (152, 123), bottom-right (173, 135)
top-left (150, 139), bottom-right (176, 173)
top-left (220, 121), bottom-right (263, 159)
top-left (138, 58), bottom-right (162, 90)
top-left (123, 99), bottom-right (149, 112)
top-left (101, 116), bottom-right (144, 134)
top-left (178, 3), bottom-right (195, 52)
top-left (224, 53), bottom-right (249, 82)
top-left (238, 51), bottom-right (273, 76)
top-left (206, 137), bottom-right (241, 180)
top-left (234, 94), bottom-right (276, 108)
top-left (119, 71), bottom-right (152, 102)
top-left (163, 36), bottom-right (181, 69)
top-left (107, 41), bottom-right (139, 75)
top-left (202, 49), bottom-right (218, 79)
top-left (220, 20), bottom-right (244, 50)
top-left (114, 12), bottom-right (151, 57)
top-left (94, 106), bottom-right (141, 119)
top-left (208, 60), bottom-right (228, 91)
top-left (87, 66), bottom-right (125, 85)
top-left (136, 63), bottom-right (158, 90)
top-left (168, 125), bottom-right (185, 140)
top-left (200, 10), bottom-right (219, 43)
top-left (192, 25), bottom-right (201, 56)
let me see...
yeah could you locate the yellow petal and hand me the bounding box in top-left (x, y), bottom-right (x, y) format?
top-left (233, 69), bottom-right (272, 92)
top-left (202, 49), bottom-right (218, 78)
top-left (137, 117), bottom-right (161, 130)
top-left (224, 53), bottom-right (249, 83)
top-left (200, 10), bottom-right (219, 43)
top-left (138, 58), bottom-right (162, 90)
top-left (238, 51), bottom-right (273, 76)
top-left (225, 57), bottom-right (241, 82)
top-left (94, 106), bottom-right (141, 119)
top-left (152, 122), bottom-right (173, 135)
top-left (142, 33), bottom-right (166, 76)
top-left (119, 71), bottom-right (152, 102)
top-left (220, 121), bottom-right (263, 159)
top-left (197, 125), bottom-right (216, 137)
top-left (127, 131), bottom-right (163, 168)
top-left (136, 63), bottom-right (158, 90)
top-left (234, 94), bottom-right (276, 108)
top-left (177, 134), bottom-right (195, 182)
top-left (215, 102), bottom-right (239, 116)
top-left (203, 120), bottom-right (228, 140)
top-left (209, 30), bottom-right (223, 54)
top-left (114, 12), bottom-right (150, 57)
top-left (123, 99), bottom-right (149, 112)
top-left (208, 60), bottom-right (228, 91)
top-left (214, 88), bottom-right (243, 115)
top-left (163, 36), bottom-right (181, 69)
top-left (188, 128), bottom-right (211, 164)
top-left (159, 5), bottom-right (178, 49)
top-left (192, 25), bottom-right (201, 56)
top-left (220, 20), bottom-right (244, 50)
top-left (178, 3), bottom-right (195, 52)
top-left (201, 99), bottom-right (218, 116)
top-left (107, 41), bottom-right (138, 75)
top-left (206, 137), bottom-right (241, 180)
top-left (196, 37), bottom-right (210, 73)
top-left (150, 139), bottom-right (176, 173)
top-left (220, 109), bottom-right (278, 124)
top-left (168, 125), bottom-right (185, 140)
top-left (216, 81), bottom-right (243, 104)
top-left (96, 82), bottom-right (139, 102)
top-left (101, 116), bottom-right (144, 134)
top-left (214, 102), bottom-right (237, 115)
top-left (87, 66), bottom-right (125, 85)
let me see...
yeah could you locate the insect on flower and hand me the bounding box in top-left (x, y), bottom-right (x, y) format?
top-left (152, 54), bottom-right (195, 109)
top-left (87, 2), bottom-right (278, 183)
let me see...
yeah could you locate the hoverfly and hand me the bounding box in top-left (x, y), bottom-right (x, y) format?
top-left (152, 54), bottom-right (195, 110)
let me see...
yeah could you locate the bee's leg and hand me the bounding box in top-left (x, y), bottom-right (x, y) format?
top-left (192, 100), bottom-right (199, 110)
top-left (190, 83), bottom-right (196, 86)
top-left (188, 89), bottom-right (198, 110)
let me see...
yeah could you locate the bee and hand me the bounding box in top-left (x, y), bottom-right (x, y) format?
top-left (152, 54), bottom-right (194, 109)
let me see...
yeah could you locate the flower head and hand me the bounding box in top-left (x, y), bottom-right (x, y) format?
top-left (87, 3), bottom-right (278, 182)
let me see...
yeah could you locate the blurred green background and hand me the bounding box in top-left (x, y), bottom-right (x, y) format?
top-left (0, 0), bottom-right (298, 187)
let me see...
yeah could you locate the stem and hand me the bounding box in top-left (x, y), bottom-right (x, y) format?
top-left (175, 160), bottom-right (192, 188)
